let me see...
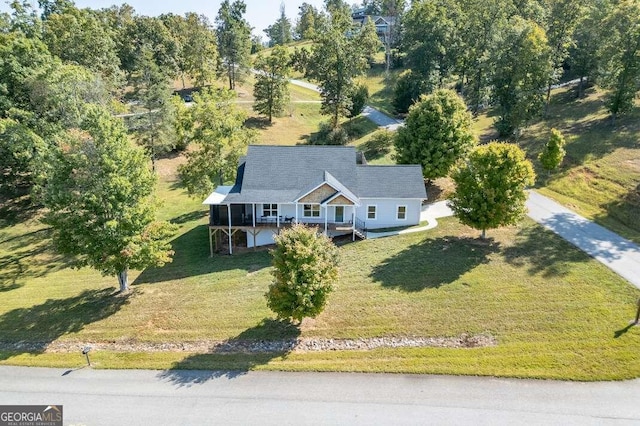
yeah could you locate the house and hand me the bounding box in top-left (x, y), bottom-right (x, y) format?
top-left (203, 145), bottom-right (427, 255)
top-left (352, 13), bottom-right (397, 44)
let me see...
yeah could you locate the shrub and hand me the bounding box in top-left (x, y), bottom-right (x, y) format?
top-left (266, 224), bottom-right (340, 322)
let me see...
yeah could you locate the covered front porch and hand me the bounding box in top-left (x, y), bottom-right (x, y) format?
top-left (206, 202), bottom-right (361, 255)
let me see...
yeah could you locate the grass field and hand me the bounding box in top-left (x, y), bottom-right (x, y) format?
top-left (1, 154), bottom-right (639, 380)
top-left (473, 86), bottom-right (640, 243)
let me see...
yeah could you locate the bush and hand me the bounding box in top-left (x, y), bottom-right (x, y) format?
top-left (346, 84), bottom-right (369, 118)
top-left (266, 224), bottom-right (340, 322)
top-left (309, 122), bottom-right (349, 145)
top-left (392, 70), bottom-right (432, 114)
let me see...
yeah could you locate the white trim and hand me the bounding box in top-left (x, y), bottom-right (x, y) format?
top-left (262, 203), bottom-right (278, 217)
top-left (321, 190), bottom-right (361, 207)
top-left (396, 204), bottom-right (408, 221)
top-left (366, 204), bottom-right (377, 220)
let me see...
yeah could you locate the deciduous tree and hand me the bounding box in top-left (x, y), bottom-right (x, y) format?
top-left (449, 142), bottom-right (535, 239)
top-left (395, 89), bottom-right (476, 182)
top-left (216, 0), bottom-right (251, 90)
top-left (177, 88), bottom-right (256, 197)
top-left (253, 45), bottom-right (291, 122)
top-left (491, 17), bottom-right (552, 137)
top-left (40, 106), bottom-right (175, 292)
top-left (266, 224), bottom-right (339, 322)
top-left (0, 118), bottom-right (44, 194)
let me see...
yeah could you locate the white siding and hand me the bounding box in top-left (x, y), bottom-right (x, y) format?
top-left (246, 229), bottom-right (277, 248)
top-left (356, 199), bottom-right (422, 229)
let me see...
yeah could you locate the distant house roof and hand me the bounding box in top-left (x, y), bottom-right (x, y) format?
top-left (211, 145), bottom-right (426, 205)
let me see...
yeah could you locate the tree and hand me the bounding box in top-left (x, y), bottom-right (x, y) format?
top-left (491, 17), bottom-right (552, 137)
top-left (295, 2), bottom-right (322, 40)
top-left (539, 128), bottom-right (566, 173)
top-left (264, 3), bottom-right (293, 47)
top-left (598, 0), bottom-right (640, 121)
top-left (569, 1), bottom-right (609, 98)
top-left (129, 45), bottom-right (175, 171)
top-left (253, 45), bottom-right (291, 122)
top-left (42, 5), bottom-right (123, 90)
top-left (216, 0), bottom-right (251, 90)
top-left (358, 16), bottom-right (383, 64)
top-left (392, 70), bottom-right (431, 114)
top-left (305, 14), bottom-right (371, 128)
top-left (265, 224), bottom-right (339, 322)
top-left (0, 118), bottom-right (44, 194)
top-left (40, 106), bottom-right (175, 292)
top-left (457, 0), bottom-right (511, 114)
top-left (544, 0), bottom-right (587, 112)
top-left (346, 83), bottom-right (369, 118)
top-left (177, 88), bottom-right (256, 197)
top-left (394, 89), bottom-right (477, 182)
top-left (449, 142), bottom-right (535, 239)
top-left (401, 0), bottom-right (462, 86)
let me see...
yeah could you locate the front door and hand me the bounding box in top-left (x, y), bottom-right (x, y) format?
top-left (335, 206), bottom-right (344, 223)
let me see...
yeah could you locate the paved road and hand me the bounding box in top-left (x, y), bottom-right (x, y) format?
top-left (289, 79), bottom-right (403, 129)
top-left (527, 191), bottom-right (640, 290)
top-left (2, 366), bottom-right (639, 425)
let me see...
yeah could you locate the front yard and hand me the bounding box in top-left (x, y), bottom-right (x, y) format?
top-left (1, 161), bottom-right (639, 380)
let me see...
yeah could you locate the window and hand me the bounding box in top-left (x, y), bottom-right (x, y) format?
top-left (303, 204), bottom-right (320, 217)
top-left (367, 205), bottom-right (377, 220)
top-left (397, 205), bottom-right (407, 220)
top-left (263, 204), bottom-right (277, 217)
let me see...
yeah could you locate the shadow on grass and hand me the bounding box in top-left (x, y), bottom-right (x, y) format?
top-left (170, 210), bottom-right (207, 225)
top-left (344, 116), bottom-right (378, 139)
top-left (244, 116), bottom-right (272, 130)
top-left (614, 322), bottom-right (638, 338)
top-left (502, 225), bottom-right (590, 278)
top-left (158, 318), bottom-right (300, 385)
top-left (133, 225), bottom-right (272, 285)
top-left (359, 132), bottom-right (392, 161)
top-left (0, 228), bottom-right (72, 292)
top-left (0, 194), bottom-right (39, 229)
top-left (370, 236), bottom-right (500, 291)
top-left (595, 183), bottom-right (640, 244)
top-left (0, 288), bottom-right (130, 360)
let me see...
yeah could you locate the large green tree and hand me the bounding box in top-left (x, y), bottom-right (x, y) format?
top-left (266, 224), bottom-right (339, 322)
top-left (0, 117), bottom-right (44, 194)
top-left (177, 88), bottom-right (256, 197)
top-left (253, 45), bottom-right (291, 122)
top-left (129, 45), bottom-right (175, 171)
top-left (491, 17), bottom-right (552, 137)
top-left (598, 0), bottom-right (640, 121)
top-left (216, 0), bottom-right (251, 90)
top-left (395, 89), bottom-right (477, 182)
top-left (264, 3), bottom-right (293, 47)
top-left (305, 8), bottom-right (376, 128)
top-left (40, 106), bottom-right (175, 292)
top-left (295, 2), bottom-right (323, 40)
top-left (401, 0), bottom-right (462, 86)
top-left (449, 142), bottom-right (535, 239)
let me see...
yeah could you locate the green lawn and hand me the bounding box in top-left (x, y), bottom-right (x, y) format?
top-left (1, 159), bottom-right (639, 379)
top-left (474, 87), bottom-right (640, 243)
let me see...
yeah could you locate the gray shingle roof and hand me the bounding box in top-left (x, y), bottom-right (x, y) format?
top-left (221, 145), bottom-right (426, 204)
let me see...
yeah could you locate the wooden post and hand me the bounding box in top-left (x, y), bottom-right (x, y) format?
top-left (635, 298), bottom-right (640, 324)
top-left (227, 204), bottom-right (233, 255)
top-left (209, 228), bottom-right (214, 257)
top-left (252, 203), bottom-right (256, 228)
top-left (324, 205), bottom-right (328, 235)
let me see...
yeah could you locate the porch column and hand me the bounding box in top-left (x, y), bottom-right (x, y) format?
top-left (252, 203), bottom-right (256, 227)
top-left (227, 204), bottom-right (233, 255)
top-left (352, 209), bottom-right (356, 241)
top-left (209, 228), bottom-right (214, 257)
top-left (277, 204), bottom-right (280, 228)
top-left (324, 205), bottom-right (328, 235)
top-left (295, 203), bottom-right (299, 224)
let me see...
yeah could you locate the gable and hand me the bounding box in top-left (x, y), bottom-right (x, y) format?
top-left (328, 195), bottom-right (354, 206)
top-left (299, 184), bottom-right (337, 204)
